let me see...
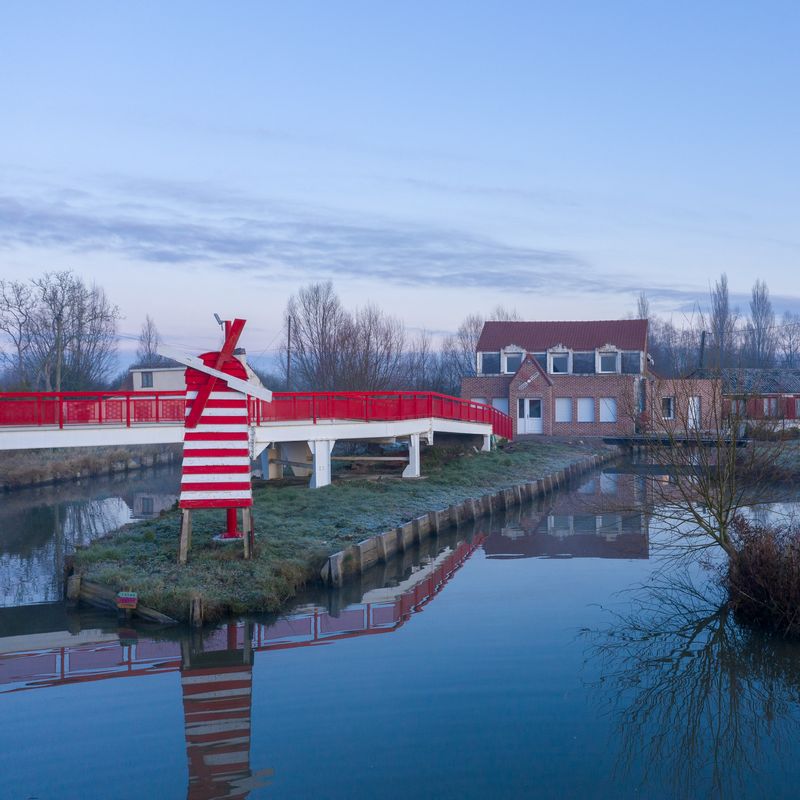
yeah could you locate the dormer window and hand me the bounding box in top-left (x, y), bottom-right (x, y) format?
top-left (503, 351), bottom-right (523, 374)
top-left (548, 350), bottom-right (570, 374)
top-left (479, 352), bottom-right (501, 374)
top-left (597, 348), bottom-right (619, 373)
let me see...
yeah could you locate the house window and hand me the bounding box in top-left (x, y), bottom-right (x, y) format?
top-left (480, 353), bottom-right (501, 374)
top-left (504, 352), bottom-right (523, 373)
top-left (550, 353), bottom-right (570, 374)
top-left (471, 397), bottom-right (488, 406)
top-left (491, 397), bottom-right (509, 415)
top-left (577, 397), bottom-right (594, 423)
top-left (532, 352), bottom-right (546, 366)
top-left (141, 496), bottom-right (154, 515)
top-left (555, 397), bottom-right (572, 422)
top-left (598, 352), bottom-right (618, 373)
top-left (141, 371), bottom-right (154, 388)
top-left (763, 397), bottom-right (779, 417)
top-left (621, 352), bottom-right (641, 374)
top-left (600, 398), bottom-right (617, 422)
top-left (572, 352), bottom-right (595, 374)
top-left (661, 397), bottom-right (674, 420)
top-left (731, 398), bottom-right (747, 417)
top-left (796, 398), bottom-right (800, 418)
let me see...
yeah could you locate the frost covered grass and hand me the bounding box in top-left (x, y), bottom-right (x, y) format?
top-left (74, 439), bottom-right (608, 622)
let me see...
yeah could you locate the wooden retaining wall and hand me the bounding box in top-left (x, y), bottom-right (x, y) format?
top-left (320, 451), bottom-right (617, 587)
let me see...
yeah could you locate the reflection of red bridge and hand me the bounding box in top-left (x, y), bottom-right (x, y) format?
top-left (0, 536), bottom-right (483, 692)
top-left (2, 536), bottom-right (483, 798)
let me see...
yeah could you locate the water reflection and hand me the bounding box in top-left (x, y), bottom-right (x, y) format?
top-left (486, 472), bottom-right (650, 559)
top-left (0, 465), bottom-right (180, 606)
top-left (588, 575), bottom-right (800, 798)
top-left (181, 624), bottom-right (273, 799)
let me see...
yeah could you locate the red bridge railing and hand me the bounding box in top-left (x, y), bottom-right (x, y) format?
top-left (251, 391), bottom-right (513, 439)
top-left (0, 390), bottom-right (512, 439)
top-left (0, 391), bottom-right (186, 428)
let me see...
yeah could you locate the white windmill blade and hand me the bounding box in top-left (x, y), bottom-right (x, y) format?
top-left (158, 345), bottom-right (273, 402)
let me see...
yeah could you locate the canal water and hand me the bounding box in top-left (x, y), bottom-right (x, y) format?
top-left (2, 465), bottom-right (800, 799)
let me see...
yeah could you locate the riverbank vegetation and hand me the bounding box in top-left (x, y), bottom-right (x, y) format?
top-left (73, 440), bottom-right (609, 622)
top-left (726, 516), bottom-right (800, 637)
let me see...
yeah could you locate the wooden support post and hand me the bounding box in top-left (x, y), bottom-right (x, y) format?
top-left (66, 574), bottom-right (81, 605)
top-left (243, 507), bottom-right (255, 560)
top-left (179, 509), bottom-right (192, 565)
top-left (190, 594), bottom-right (203, 627)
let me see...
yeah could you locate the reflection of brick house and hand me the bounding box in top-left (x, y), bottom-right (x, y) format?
top-left (461, 320), bottom-right (649, 437)
top-left (484, 470), bottom-right (650, 558)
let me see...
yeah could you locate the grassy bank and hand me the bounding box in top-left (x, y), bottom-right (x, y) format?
top-left (0, 445), bottom-right (181, 490)
top-left (73, 440), bottom-right (611, 622)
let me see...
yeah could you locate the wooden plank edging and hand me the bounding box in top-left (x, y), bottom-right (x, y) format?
top-left (321, 450), bottom-right (616, 587)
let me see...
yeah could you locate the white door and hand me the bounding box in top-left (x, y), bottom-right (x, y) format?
top-left (688, 396), bottom-right (701, 429)
top-left (518, 398), bottom-right (543, 434)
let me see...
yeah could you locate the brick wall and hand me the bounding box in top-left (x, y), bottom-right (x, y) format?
top-left (462, 365), bottom-right (651, 437)
top-left (461, 375), bottom-right (513, 402)
top-left (647, 378), bottom-right (721, 433)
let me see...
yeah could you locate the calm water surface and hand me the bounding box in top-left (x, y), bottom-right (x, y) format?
top-left (2, 465), bottom-right (800, 799)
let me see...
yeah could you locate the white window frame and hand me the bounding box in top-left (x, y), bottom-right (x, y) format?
top-left (763, 397), bottom-right (779, 417)
top-left (548, 349), bottom-right (571, 375)
top-left (596, 349), bottom-right (620, 374)
top-left (577, 397), bottom-right (594, 423)
top-left (502, 347), bottom-right (525, 374)
top-left (555, 397), bottom-right (573, 423)
top-left (599, 397), bottom-right (618, 423)
top-left (141, 371), bottom-right (154, 389)
top-left (477, 352), bottom-right (501, 375)
top-left (661, 396), bottom-right (674, 420)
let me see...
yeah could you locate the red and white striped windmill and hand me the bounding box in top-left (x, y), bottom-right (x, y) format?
top-left (160, 318), bottom-right (272, 564)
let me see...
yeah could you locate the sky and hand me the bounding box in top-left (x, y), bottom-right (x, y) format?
top-left (1, 1), bottom-right (799, 362)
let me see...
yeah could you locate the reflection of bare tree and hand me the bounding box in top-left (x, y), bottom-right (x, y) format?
top-left (586, 575), bottom-right (800, 798)
top-left (1, 466), bottom-right (179, 606)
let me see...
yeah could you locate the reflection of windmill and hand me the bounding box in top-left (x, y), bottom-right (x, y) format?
top-left (180, 623), bottom-right (273, 799)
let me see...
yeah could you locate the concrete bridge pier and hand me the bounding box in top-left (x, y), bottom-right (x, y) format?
top-left (402, 433), bottom-right (421, 478)
top-left (308, 439), bottom-right (336, 488)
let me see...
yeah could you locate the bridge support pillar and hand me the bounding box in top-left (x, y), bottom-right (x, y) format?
top-left (260, 447), bottom-right (282, 479)
top-left (482, 434), bottom-right (492, 452)
top-left (402, 433), bottom-right (421, 478)
top-left (281, 442), bottom-right (312, 477)
top-left (308, 439), bottom-right (336, 488)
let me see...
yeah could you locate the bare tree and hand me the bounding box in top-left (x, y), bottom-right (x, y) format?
top-left (281, 281), bottom-right (349, 390)
top-left (488, 305), bottom-right (521, 321)
top-left (0, 279), bottom-right (34, 388)
top-left (339, 304), bottom-right (406, 390)
top-left (134, 315), bottom-right (168, 367)
top-left (743, 279), bottom-right (776, 367)
top-left (778, 310), bottom-right (800, 368)
top-left (636, 290), bottom-right (650, 320)
top-left (5, 271), bottom-right (121, 391)
top-left (709, 273), bottom-right (738, 369)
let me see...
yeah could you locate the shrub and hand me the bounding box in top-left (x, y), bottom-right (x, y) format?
top-left (725, 515), bottom-right (800, 637)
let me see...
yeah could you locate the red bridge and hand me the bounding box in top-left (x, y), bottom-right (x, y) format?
top-left (0, 390), bottom-right (512, 487)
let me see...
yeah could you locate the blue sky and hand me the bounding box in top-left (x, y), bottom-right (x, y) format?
top-left (1, 1), bottom-right (798, 358)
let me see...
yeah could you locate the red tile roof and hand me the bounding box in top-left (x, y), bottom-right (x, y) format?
top-left (476, 319), bottom-right (648, 352)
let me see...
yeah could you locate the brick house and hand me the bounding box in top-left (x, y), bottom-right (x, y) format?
top-left (461, 320), bottom-right (649, 437)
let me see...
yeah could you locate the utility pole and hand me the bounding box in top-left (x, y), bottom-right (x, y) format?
top-left (286, 315), bottom-right (292, 391)
top-left (698, 330), bottom-right (707, 371)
